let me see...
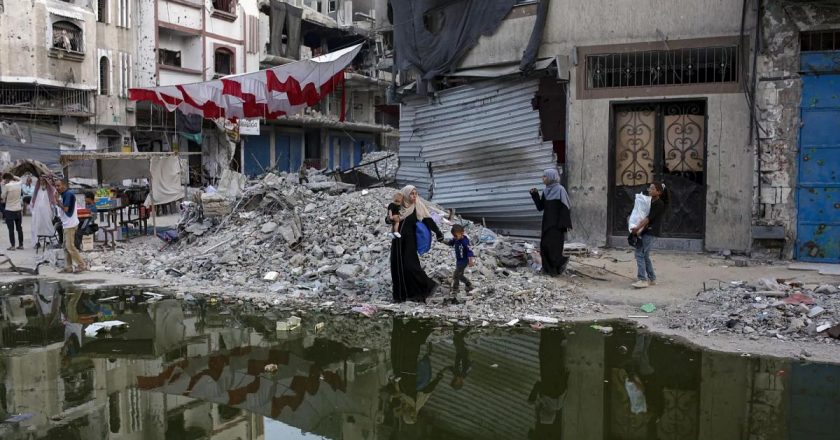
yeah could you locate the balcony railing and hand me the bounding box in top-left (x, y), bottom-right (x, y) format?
top-left (0, 84), bottom-right (93, 117)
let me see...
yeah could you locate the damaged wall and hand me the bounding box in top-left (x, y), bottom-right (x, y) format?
top-left (397, 77), bottom-right (555, 235)
top-left (753, 2), bottom-right (840, 258)
top-left (565, 81), bottom-right (752, 251)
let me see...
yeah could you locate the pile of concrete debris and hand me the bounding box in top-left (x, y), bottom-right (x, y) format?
top-left (665, 278), bottom-right (840, 343)
top-left (357, 151), bottom-right (398, 181)
top-left (95, 172), bottom-right (595, 318)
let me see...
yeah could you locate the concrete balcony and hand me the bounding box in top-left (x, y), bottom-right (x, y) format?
top-left (0, 83), bottom-right (93, 117)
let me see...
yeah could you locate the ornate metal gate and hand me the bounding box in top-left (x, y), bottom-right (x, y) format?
top-left (610, 101), bottom-right (706, 239)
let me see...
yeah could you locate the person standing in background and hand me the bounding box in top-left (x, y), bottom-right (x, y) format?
top-left (53, 180), bottom-right (86, 273)
top-left (21, 175), bottom-right (34, 215)
top-left (530, 169), bottom-right (572, 276)
top-left (1, 173), bottom-right (23, 250)
top-left (630, 181), bottom-right (670, 288)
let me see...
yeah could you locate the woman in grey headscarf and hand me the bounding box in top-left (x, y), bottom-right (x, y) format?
top-left (530, 169), bottom-right (572, 276)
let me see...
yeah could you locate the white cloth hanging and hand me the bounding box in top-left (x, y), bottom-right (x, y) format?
top-left (30, 189), bottom-right (56, 243)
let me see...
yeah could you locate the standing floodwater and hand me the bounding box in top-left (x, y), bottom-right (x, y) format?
top-left (0, 280), bottom-right (836, 439)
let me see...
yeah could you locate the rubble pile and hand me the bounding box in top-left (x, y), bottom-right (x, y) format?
top-left (357, 151), bottom-right (398, 181)
top-left (665, 278), bottom-right (840, 343)
top-left (94, 172), bottom-right (595, 318)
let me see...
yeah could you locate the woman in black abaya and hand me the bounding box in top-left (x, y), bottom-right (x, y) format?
top-left (530, 169), bottom-right (572, 276)
top-left (387, 185), bottom-right (444, 303)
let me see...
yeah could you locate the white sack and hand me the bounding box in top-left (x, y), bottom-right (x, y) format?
top-left (628, 193), bottom-right (652, 232)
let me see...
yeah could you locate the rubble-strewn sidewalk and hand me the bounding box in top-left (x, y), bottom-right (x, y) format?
top-left (87, 171), bottom-right (600, 321)
top-left (664, 278), bottom-right (840, 345)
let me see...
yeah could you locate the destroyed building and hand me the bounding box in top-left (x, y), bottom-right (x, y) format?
top-left (389, 0), bottom-right (840, 263)
top-left (0, 0), bottom-right (396, 185)
top-left (0, 0), bottom-right (138, 158)
top-left (238, 0), bottom-right (397, 178)
top-left (132, 0), bottom-right (398, 183)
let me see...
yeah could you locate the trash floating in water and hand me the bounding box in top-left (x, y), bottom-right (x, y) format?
top-left (276, 316), bottom-right (301, 331)
top-left (524, 315), bottom-right (559, 324)
top-left (591, 325), bottom-right (613, 335)
top-left (4, 413), bottom-right (34, 423)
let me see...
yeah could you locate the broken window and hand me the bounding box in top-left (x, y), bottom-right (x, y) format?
top-left (98, 0), bottom-right (107, 23)
top-left (586, 46), bottom-right (738, 89)
top-left (158, 49), bottom-right (181, 67)
top-left (214, 48), bottom-right (234, 75)
top-left (52, 21), bottom-right (83, 52)
top-left (212, 0), bottom-right (236, 14)
top-left (99, 56), bottom-right (109, 95)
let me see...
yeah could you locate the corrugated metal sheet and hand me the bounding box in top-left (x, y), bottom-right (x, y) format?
top-left (395, 97), bottom-right (432, 199)
top-left (423, 333), bottom-right (541, 439)
top-left (397, 78), bottom-right (555, 234)
top-left (0, 122), bottom-right (78, 170)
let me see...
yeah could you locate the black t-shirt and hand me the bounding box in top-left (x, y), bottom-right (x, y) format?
top-left (646, 199), bottom-right (665, 236)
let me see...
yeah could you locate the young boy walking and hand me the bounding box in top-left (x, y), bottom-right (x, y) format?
top-left (447, 225), bottom-right (474, 295)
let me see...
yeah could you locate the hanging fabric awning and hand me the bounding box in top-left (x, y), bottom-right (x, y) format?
top-left (129, 44), bottom-right (362, 121)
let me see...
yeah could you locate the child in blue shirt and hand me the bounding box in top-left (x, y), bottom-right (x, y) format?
top-left (447, 224), bottom-right (475, 295)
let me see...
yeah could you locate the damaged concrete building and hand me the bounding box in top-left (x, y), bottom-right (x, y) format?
top-left (391, 0), bottom-right (839, 262)
top-left (133, 0), bottom-right (397, 181)
top-left (0, 0), bottom-right (137, 160)
top-left (0, 0), bottom-right (395, 184)
top-left (753, 2), bottom-right (840, 263)
top-left (236, 0), bottom-right (396, 178)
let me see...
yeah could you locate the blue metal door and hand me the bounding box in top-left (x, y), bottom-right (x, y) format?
top-left (798, 53), bottom-right (840, 262)
top-left (354, 140), bottom-right (364, 166)
top-left (244, 134), bottom-right (271, 177)
top-left (275, 135), bottom-right (290, 172)
top-left (340, 138), bottom-right (352, 170)
top-left (290, 134), bottom-right (303, 172)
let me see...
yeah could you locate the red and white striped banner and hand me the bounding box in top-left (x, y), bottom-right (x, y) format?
top-left (129, 44), bottom-right (361, 121)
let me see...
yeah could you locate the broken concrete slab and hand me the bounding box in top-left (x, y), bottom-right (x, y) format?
top-left (808, 306), bottom-right (826, 318)
top-left (262, 222), bottom-right (278, 234)
top-left (336, 264), bottom-right (361, 280)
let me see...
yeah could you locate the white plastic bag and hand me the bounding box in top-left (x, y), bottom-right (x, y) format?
top-left (628, 193), bottom-right (652, 232)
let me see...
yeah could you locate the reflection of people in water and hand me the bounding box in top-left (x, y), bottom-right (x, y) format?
top-left (528, 328), bottom-right (569, 440)
top-left (621, 333), bottom-right (664, 435)
top-left (387, 318), bottom-right (446, 425)
top-left (448, 327), bottom-right (472, 390)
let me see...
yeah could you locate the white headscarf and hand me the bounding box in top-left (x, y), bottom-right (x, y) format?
top-left (399, 185), bottom-right (431, 220)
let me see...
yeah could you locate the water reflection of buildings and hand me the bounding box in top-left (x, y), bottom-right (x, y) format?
top-left (0, 281), bottom-right (262, 440)
top-left (1, 280), bottom-right (838, 440)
